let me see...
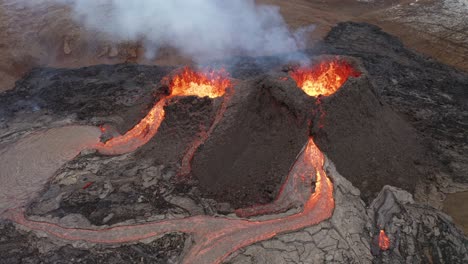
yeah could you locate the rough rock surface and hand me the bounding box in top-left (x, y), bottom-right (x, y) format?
top-left (314, 67), bottom-right (428, 202)
top-left (0, 221), bottom-right (186, 264)
top-left (191, 74), bottom-right (311, 208)
top-left (226, 158), bottom-right (374, 264)
top-left (315, 22), bottom-right (468, 188)
top-left (225, 159), bottom-right (468, 264)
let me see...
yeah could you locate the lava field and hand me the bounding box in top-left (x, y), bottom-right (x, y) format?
top-left (0, 22), bottom-right (467, 264)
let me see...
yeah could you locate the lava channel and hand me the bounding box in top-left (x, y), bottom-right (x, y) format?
top-left (4, 137), bottom-right (334, 264)
top-left (96, 67), bottom-right (232, 156)
top-left (290, 59), bottom-right (361, 97)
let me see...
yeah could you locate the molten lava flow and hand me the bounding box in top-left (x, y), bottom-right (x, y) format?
top-left (379, 229), bottom-right (390, 251)
top-left (97, 67), bottom-right (231, 156)
top-left (170, 67), bottom-right (233, 177)
top-left (290, 59), bottom-right (361, 97)
top-left (97, 99), bottom-right (166, 155)
top-left (4, 138), bottom-right (334, 264)
top-left (169, 67), bottom-right (231, 98)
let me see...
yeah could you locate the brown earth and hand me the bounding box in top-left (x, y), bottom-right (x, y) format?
top-left (443, 192), bottom-right (468, 234)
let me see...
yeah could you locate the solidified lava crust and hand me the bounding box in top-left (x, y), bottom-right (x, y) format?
top-left (4, 138), bottom-right (334, 264)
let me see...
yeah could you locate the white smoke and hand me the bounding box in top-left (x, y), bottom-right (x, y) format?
top-left (19, 0), bottom-right (313, 61)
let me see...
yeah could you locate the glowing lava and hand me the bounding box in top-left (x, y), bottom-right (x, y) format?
top-left (379, 229), bottom-right (390, 251)
top-left (97, 99), bottom-right (166, 155)
top-left (97, 67), bottom-right (231, 155)
top-left (169, 67), bottom-right (231, 98)
top-left (4, 138), bottom-right (334, 264)
top-left (290, 59), bottom-right (361, 97)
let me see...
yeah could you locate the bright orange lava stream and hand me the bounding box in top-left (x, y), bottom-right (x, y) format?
top-left (97, 67), bottom-right (231, 155)
top-left (290, 59), bottom-right (361, 97)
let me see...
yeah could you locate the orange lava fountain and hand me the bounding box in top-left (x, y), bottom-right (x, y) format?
top-left (290, 59), bottom-right (361, 97)
top-left (97, 67), bottom-right (231, 155)
top-left (169, 67), bottom-right (231, 98)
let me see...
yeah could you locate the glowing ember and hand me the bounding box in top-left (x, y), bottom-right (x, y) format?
top-left (290, 60), bottom-right (361, 97)
top-left (169, 67), bottom-right (231, 98)
top-left (97, 67), bottom-right (231, 155)
top-left (379, 229), bottom-right (390, 251)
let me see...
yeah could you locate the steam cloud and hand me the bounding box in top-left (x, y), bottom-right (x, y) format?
top-left (19, 0), bottom-right (313, 61)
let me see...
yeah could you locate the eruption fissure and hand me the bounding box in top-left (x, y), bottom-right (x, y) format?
top-left (291, 59), bottom-right (361, 97)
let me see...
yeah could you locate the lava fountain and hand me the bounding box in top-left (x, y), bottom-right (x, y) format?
top-left (290, 59), bottom-right (361, 97)
top-left (97, 67), bottom-right (232, 156)
top-left (169, 67), bottom-right (231, 98)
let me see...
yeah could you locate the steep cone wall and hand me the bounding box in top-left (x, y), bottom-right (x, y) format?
top-left (313, 72), bottom-right (427, 202)
top-left (191, 75), bottom-right (311, 208)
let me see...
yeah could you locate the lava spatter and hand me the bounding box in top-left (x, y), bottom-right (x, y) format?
top-left (290, 59), bottom-right (361, 97)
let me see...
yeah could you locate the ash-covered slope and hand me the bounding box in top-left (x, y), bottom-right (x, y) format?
top-left (191, 75), bottom-right (311, 207)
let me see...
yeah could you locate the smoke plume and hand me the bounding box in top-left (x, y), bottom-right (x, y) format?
top-left (20, 0), bottom-right (313, 61)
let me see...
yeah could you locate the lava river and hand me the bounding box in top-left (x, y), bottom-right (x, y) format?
top-left (96, 66), bottom-right (233, 165)
top-left (2, 60), bottom-right (364, 263)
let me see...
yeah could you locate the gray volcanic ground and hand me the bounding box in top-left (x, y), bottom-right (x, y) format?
top-left (0, 22), bottom-right (467, 263)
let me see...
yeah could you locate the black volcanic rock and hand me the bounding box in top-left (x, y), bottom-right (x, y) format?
top-left (313, 22), bottom-right (468, 185)
top-left (313, 62), bottom-right (428, 202)
top-left (191, 74), bottom-right (311, 208)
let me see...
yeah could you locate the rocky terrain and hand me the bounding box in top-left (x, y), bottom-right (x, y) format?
top-left (0, 22), bottom-right (467, 263)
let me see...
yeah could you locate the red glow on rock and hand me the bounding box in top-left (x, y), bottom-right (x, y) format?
top-left (379, 229), bottom-right (390, 251)
top-left (290, 59), bottom-right (361, 97)
top-left (82, 182), bottom-right (93, 190)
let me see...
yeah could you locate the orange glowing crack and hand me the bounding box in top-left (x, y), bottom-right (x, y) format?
top-left (96, 67), bottom-right (232, 156)
top-left (379, 229), bottom-right (390, 251)
top-left (4, 138), bottom-right (334, 264)
top-left (290, 59), bottom-right (361, 97)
